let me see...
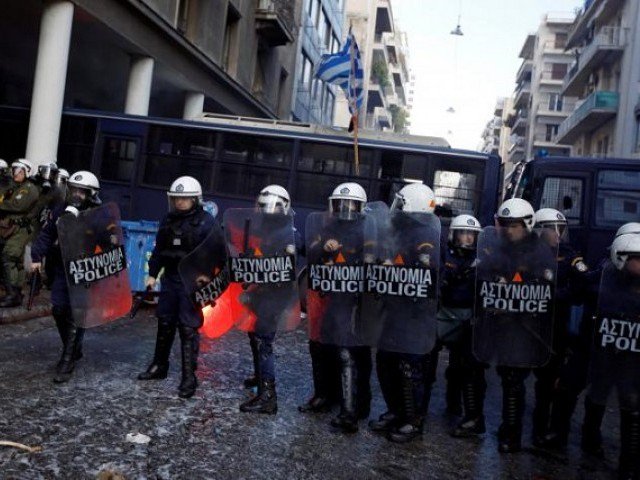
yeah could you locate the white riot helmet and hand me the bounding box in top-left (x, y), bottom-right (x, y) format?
top-left (167, 176), bottom-right (202, 211)
top-left (610, 233), bottom-right (640, 271)
top-left (11, 159), bottom-right (33, 178)
top-left (257, 184), bottom-right (290, 214)
top-left (329, 182), bottom-right (367, 220)
top-left (534, 208), bottom-right (568, 240)
top-left (615, 222), bottom-right (640, 238)
top-left (391, 183), bottom-right (437, 214)
top-left (449, 214), bottom-right (481, 249)
top-left (0, 159), bottom-right (8, 172)
top-left (495, 198), bottom-right (535, 232)
top-left (67, 170), bottom-right (101, 209)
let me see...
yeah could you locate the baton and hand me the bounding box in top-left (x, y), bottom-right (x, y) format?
top-left (130, 285), bottom-right (153, 319)
top-left (27, 270), bottom-right (42, 311)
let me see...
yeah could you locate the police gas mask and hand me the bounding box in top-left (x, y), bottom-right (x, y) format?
top-left (37, 164), bottom-right (56, 190)
top-left (330, 199), bottom-right (363, 221)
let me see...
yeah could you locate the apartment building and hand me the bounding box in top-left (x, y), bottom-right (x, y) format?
top-left (481, 97), bottom-right (513, 162)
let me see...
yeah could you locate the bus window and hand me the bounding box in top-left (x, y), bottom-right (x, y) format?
top-left (100, 137), bottom-right (137, 183)
top-left (595, 170), bottom-right (640, 227)
top-left (143, 155), bottom-right (212, 189)
top-left (57, 116), bottom-right (97, 172)
top-left (147, 126), bottom-right (216, 158)
top-left (213, 164), bottom-right (289, 197)
top-left (379, 151), bottom-right (425, 181)
top-left (432, 170), bottom-right (478, 217)
top-left (298, 142), bottom-right (372, 177)
top-left (221, 134), bottom-right (292, 166)
top-left (540, 177), bottom-right (583, 225)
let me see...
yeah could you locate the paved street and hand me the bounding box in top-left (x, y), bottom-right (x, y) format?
top-left (0, 311), bottom-right (621, 479)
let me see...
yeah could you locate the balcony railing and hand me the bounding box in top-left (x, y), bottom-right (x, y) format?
top-left (255, 0), bottom-right (296, 46)
top-left (557, 90), bottom-right (619, 141)
top-left (562, 26), bottom-right (628, 94)
top-left (515, 60), bottom-right (533, 82)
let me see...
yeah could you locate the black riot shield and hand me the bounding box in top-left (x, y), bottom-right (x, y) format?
top-left (58, 203), bottom-right (132, 328)
top-left (588, 263), bottom-right (640, 409)
top-left (472, 226), bottom-right (558, 367)
top-left (305, 211), bottom-right (374, 347)
top-left (178, 223), bottom-right (233, 338)
top-left (361, 211), bottom-right (440, 354)
top-left (223, 209), bottom-right (300, 334)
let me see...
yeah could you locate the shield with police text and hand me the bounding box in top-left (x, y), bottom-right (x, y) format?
top-left (178, 223), bottom-right (233, 338)
top-left (588, 263), bottom-right (640, 409)
top-left (223, 209), bottom-right (300, 334)
top-left (58, 202), bottom-right (132, 328)
top-left (472, 226), bottom-right (558, 367)
top-left (305, 211), bottom-right (374, 347)
top-left (360, 210), bottom-right (440, 354)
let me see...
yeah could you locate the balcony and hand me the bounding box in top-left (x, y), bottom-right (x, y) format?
top-left (536, 98), bottom-right (576, 117)
top-left (513, 81), bottom-right (531, 109)
top-left (562, 26), bottom-right (628, 96)
top-left (494, 98), bottom-right (505, 116)
top-left (556, 90), bottom-right (619, 144)
top-left (255, 0), bottom-right (295, 46)
top-left (515, 60), bottom-right (533, 83)
top-left (539, 69), bottom-right (566, 85)
top-left (508, 136), bottom-right (526, 163)
top-left (567, 0), bottom-right (624, 48)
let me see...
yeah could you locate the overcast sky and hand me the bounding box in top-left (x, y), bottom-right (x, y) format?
top-left (393, 0), bottom-right (581, 150)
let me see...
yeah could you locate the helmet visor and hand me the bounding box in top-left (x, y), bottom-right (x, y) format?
top-left (257, 194), bottom-right (287, 214)
top-left (330, 199), bottom-right (362, 220)
top-left (451, 229), bottom-right (479, 250)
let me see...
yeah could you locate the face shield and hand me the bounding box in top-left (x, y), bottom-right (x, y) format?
top-left (257, 194), bottom-right (287, 214)
top-left (12, 166), bottom-right (27, 182)
top-left (449, 228), bottom-right (479, 250)
top-left (537, 221), bottom-right (568, 243)
top-left (496, 218), bottom-right (528, 243)
top-left (38, 165), bottom-right (54, 189)
top-left (67, 186), bottom-right (90, 209)
top-left (330, 198), bottom-right (363, 221)
top-left (168, 195), bottom-right (197, 213)
top-left (390, 193), bottom-right (405, 212)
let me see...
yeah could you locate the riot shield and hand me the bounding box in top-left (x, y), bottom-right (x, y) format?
top-left (223, 209), bottom-right (300, 334)
top-left (588, 263), bottom-right (640, 409)
top-left (361, 211), bottom-right (440, 354)
top-left (305, 211), bottom-right (374, 347)
top-left (58, 203), bottom-right (132, 328)
top-left (178, 224), bottom-right (233, 339)
top-left (472, 226), bottom-right (558, 367)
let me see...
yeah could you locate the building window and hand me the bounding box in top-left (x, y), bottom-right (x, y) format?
top-left (554, 33), bottom-right (568, 49)
top-left (551, 63), bottom-right (568, 80)
top-left (301, 50), bottom-right (313, 89)
top-left (548, 93), bottom-right (563, 111)
top-left (545, 124), bottom-right (559, 142)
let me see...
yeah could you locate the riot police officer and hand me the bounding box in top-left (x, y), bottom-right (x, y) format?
top-left (138, 176), bottom-right (216, 399)
top-left (368, 183), bottom-right (440, 443)
top-left (531, 209), bottom-right (590, 448)
top-left (304, 182), bottom-right (372, 433)
top-left (28, 162), bottom-right (61, 238)
top-left (438, 214), bottom-right (488, 438)
top-left (237, 184), bottom-right (296, 415)
top-left (0, 159), bottom-right (40, 307)
top-left (480, 198), bottom-right (558, 453)
top-left (30, 171), bottom-right (102, 383)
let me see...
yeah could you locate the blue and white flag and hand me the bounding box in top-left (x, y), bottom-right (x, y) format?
top-left (316, 32), bottom-right (364, 116)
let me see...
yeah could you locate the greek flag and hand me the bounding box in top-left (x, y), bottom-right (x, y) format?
top-left (315, 32), bottom-right (364, 115)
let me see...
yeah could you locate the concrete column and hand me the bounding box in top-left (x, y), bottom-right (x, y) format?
top-left (124, 56), bottom-right (155, 116)
top-left (25, 0), bottom-right (74, 167)
top-left (183, 91), bottom-right (205, 120)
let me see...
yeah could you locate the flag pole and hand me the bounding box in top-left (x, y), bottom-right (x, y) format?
top-left (353, 113), bottom-right (360, 176)
top-left (349, 26), bottom-right (360, 176)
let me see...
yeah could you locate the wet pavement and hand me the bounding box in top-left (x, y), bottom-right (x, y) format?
top-left (0, 310), bottom-right (622, 479)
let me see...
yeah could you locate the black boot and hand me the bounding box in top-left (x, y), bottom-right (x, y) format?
top-left (537, 387), bottom-right (578, 450)
top-left (581, 397), bottom-right (605, 457)
top-left (498, 374), bottom-right (525, 453)
top-left (177, 326), bottom-right (199, 398)
top-left (369, 351), bottom-right (400, 433)
top-left (619, 410), bottom-right (640, 480)
top-left (453, 379), bottom-right (486, 438)
top-left (244, 334), bottom-right (260, 388)
top-left (331, 348), bottom-right (359, 433)
top-left (0, 286), bottom-right (23, 308)
top-left (388, 359), bottom-right (424, 443)
top-left (299, 341), bottom-right (336, 413)
top-left (445, 360), bottom-right (463, 416)
top-left (53, 320), bottom-right (81, 383)
top-left (138, 322), bottom-right (176, 380)
top-left (240, 379), bottom-right (278, 414)
top-left (532, 367), bottom-right (555, 447)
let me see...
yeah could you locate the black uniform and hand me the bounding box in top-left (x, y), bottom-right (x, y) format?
top-left (138, 205), bottom-right (215, 398)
